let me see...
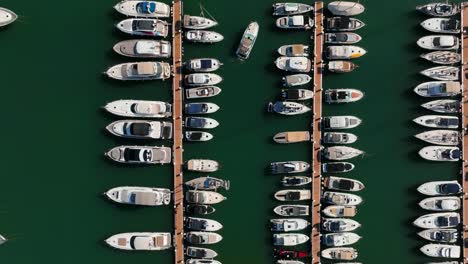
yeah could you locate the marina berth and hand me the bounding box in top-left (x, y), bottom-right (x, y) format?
top-left (322, 162), bottom-right (355, 173)
top-left (325, 32), bottom-right (362, 44)
top-left (413, 212), bottom-right (460, 229)
top-left (420, 51), bottom-right (461, 65)
top-left (281, 176), bottom-right (312, 186)
top-left (185, 217), bottom-right (223, 232)
top-left (322, 232), bottom-right (361, 247)
top-left (281, 89), bottom-right (313, 100)
top-left (185, 73), bottom-right (223, 86)
top-left (323, 132), bottom-right (358, 144)
top-left (185, 232), bottom-right (223, 245)
top-left (186, 204), bottom-right (216, 215)
top-left (185, 190), bottom-right (226, 205)
top-left (420, 244), bottom-right (460, 258)
top-left (413, 115), bottom-right (459, 129)
top-left (327, 60), bottom-right (358, 73)
top-left (186, 58), bottom-right (222, 72)
top-left (321, 247), bottom-right (358, 260)
top-left (270, 161), bottom-right (310, 174)
top-left (419, 196), bottom-right (461, 211)
top-left (268, 101), bottom-right (311, 115)
top-left (106, 61), bottom-right (171, 81)
top-left (323, 191), bottom-right (363, 206)
top-left (322, 218), bottom-right (361, 232)
top-left (106, 120), bottom-right (173, 139)
top-left (418, 146), bottom-right (460, 162)
top-left (185, 86), bottom-right (222, 99)
top-left (416, 3), bottom-right (460, 17)
top-left (323, 146), bottom-right (364, 160)
top-left (418, 229), bottom-right (458, 243)
top-left (114, 1), bottom-right (170, 18)
top-left (104, 100), bottom-right (172, 118)
top-left (186, 30), bottom-right (224, 43)
top-left (273, 233), bottom-right (309, 246)
top-left (185, 117), bottom-right (220, 129)
top-left (274, 249), bottom-right (310, 259)
top-left (0, 8), bottom-right (16, 27)
top-left (417, 35), bottom-right (460, 50)
top-left (275, 56), bottom-right (312, 72)
top-left (274, 204), bottom-right (309, 216)
top-left (326, 46), bottom-right (367, 60)
top-left (328, 1), bottom-right (365, 16)
top-left (185, 131), bottom-right (214, 142)
top-left (113, 40), bottom-right (171, 58)
top-left (105, 145), bottom-right (171, 164)
top-left (420, 66), bottom-right (459, 81)
top-left (282, 74), bottom-right (311, 87)
top-left (185, 102), bottom-right (220, 115)
top-left (326, 17), bottom-right (365, 31)
top-left (323, 205), bottom-right (358, 218)
top-left (273, 131), bottom-right (310, 144)
top-left (421, 18), bottom-right (460, 34)
top-left (105, 232), bottom-right (171, 250)
top-left (116, 18), bottom-right (168, 37)
top-left (422, 99), bottom-right (460, 114)
top-left (414, 81), bottom-right (461, 97)
top-left (323, 176), bottom-right (365, 192)
top-left (275, 15), bottom-right (313, 29)
top-left (185, 176), bottom-right (230, 191)
top-left (278, 44), bottom-right (309, 57)
top-left (185, 159), bottom-right (219, 172)
top-left (414, 130), bottom-right (460, 146)
top-left (186, 259), bottom-right (221, 264)
top-left (186, 246), bottom-right (218, 259)
top-left (274, 189), bottom-right (311, 201)
top-left (270, 218), bottom-right (310, 232)
top-left (324, 89), bottom-right (364, 104)
top-left (105, 186), bottom-right (171, 206)
top-left (236, 22), bottom-right (259, 60)
top-left (272, 3), bottom-right (313, 16)
top-left (417, 181), bottom-right (462, 196)
top-left (322, 115), bottom-right (362, 129)
top-left (183, 15), bottom-right (218, 29)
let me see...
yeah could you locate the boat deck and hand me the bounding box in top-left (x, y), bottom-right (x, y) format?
top-left (311, 2), bottom-right (323, 263)
top-left (172, 1), bottom-right (184, 263)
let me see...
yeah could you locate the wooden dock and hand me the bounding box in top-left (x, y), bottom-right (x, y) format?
top-left (172, 1), bottom-right (184, 263)
top-left (311, 2), bottom-right (323, 263)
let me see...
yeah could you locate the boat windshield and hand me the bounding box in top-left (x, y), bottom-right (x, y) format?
top-left (438, 183), bottom-right (460, 194)
top-left (133, 20), bottom-right (155, 31)
top-left (126, 123), bottom-right (151, 136)
top-left (286, 191), bottom-right (301, 201)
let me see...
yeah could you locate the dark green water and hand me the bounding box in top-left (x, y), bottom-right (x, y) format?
top-left (0, 0), bottom-right (462, 263)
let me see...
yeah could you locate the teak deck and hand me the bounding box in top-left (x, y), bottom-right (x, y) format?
top-left (311, 2), bottom-right (323, 264)
top-left (462, 3), bottom-right (468, 263)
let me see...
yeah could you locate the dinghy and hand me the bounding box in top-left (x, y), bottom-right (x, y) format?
top-left (321, 247), bottom-right (358, 260)
top-left (274, 205), bottom-right (309, 216)
top-left (421, 51), bottom-right (461, 65)
top-left (322, 162), bottom-right (355, 173)
top-left (422, 99), bottom-right (460, 113)
top-left (421, 18), bottom-right (460, 34)
top-left (328, 61), bottom-right (358, 73)
top-left (0, 8), bottom-right (16, 27)
top-left (414, 81), bottom-right (461, 97)
top-left (328, 1), bottom-right (365, 16)
top-left (275, 57), bottom-right (312, 72)
top-left (185, 117), bottom-right (219, 129)
top-left (324, 89), bottom-right (364, 103)
top-left (323, 176), bottom-right (365, 192)
top-left (326, 46), bottom-right (366, 60)
top-left (416, 3), bottom-right (460, 17)
top-left (183, 15), bottom-right (218, 29)
top-left (185, 131), bottom-right (214, 142)
top-left (420, 66), bottom-right (459, 81)
top-left (278, 44), bottom-right (309, 57)
top-left (417, 35), bottom-right (459, 50)
top-left (322, 218), bottom-right (361, 232)
top-left (106, 61), bottom-right (171, 81)
top-left (185, 58), bottom-right (222, 72)
top-left (105, 145), bottom-right (172, 164)
top-left (186, 30), bottom-right (224, 43)
top-left (282, 74), bottom-right (311, 87)
top-left (114, 1), bottom-right (170, 17)
top-left (268, 101), bottom-right (311, 115)
top-left (420, 244), bottom-right (460, 258)
top-left (273, 131), bottom-right (310, 144)
top-left (185, 159), bottom-right (219, 172)
top-left (418, 229), bottom-right (458, 243)
top-left (322, 232), bottom-right (361, 247)
top-left (106, 233), bottom-right (171, 250)
top-left (272, 3), bottom-right (313, 16)
top-left (322, 205), bottom-right (358, 218)
top-left (185, 176), bottom-right (230, 191)
top-left (104, 100), bottom-right (172, 118)
top-left (274, 190), bottom-right (311, 201)
top-left (419, 196), bottom-right (460, 211)
top-left (323, 192), bottom-right (363, 206)
top-left (276, 15), bottom-right (313, 29)
top-left (325, 32), bottom-right (362, 44)
top-left (185, 232), bottom-right (222, 245)
top-left (327, 17), bottom-right (365, 31)
top-left (280, 89), bottom-right (313, 100)
top-left (413, 212), bottom-right (460, 228)
top-left (417, 181), bottom-right (462, 196)
top-left (413, 115), bottom-right (459, 129)
top-left (185, 73), bottom-right (222, 87)
top-left (186, 204), bottom-right (216, 215)
top-left (322, 116), bottom-right (362, 129)
top-left (236, 21), bottom-right (259, 60)
top-left (270, 218), bottom-right (310, 232)
top-left (106, 120), bottom-right (173, 139)
top-left (323, 146), bottom-right (364, 160)
top-left (270, 161), bottom-right (310, 174)
top-left (185, 217), bottom-right (223, 232)
top-left (273, 233), bottom-right (309, 246)
top-left (185, 87), bottom-right (222, 99)
top-left (419, 146), bottom-right (460, 162)
top-left (281, 176), bottom-right (312, 186)
top-left (186, 190), bottom-right (226, 205)
top-left (113, 40), bottom-right (171, 58)
top-left (186, 247), bottom-right (218, 259)
top-left (185, 103), bottom-right (220, 115)
top-left (116, 18), bottom-right (168, 37)
top-left (105, 186), bottom-right (171, 206)
top-left (414, 130), bottom-right (460, 146)
top-left (322, 132), bottom-right (358, 144)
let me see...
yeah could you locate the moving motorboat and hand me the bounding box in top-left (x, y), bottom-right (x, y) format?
top-left (185, 103), bottom-right (220, 115)
top-left (273, 233), bottom-right (309, 246)
top-left (415, 130), bottom-right (460, 146)
top-left (323, 192), bottom-right (362, 206)
top-left (326, 17), bottom-right (365, 31)
top-left (106, 120), bottom-right (173, 139)
top-left (105, 145), bottom-right (171, 164)
top-left (325, 32), bottom-right (362, 44)
top-left (321, 247), bottom-right (358, 260)
top-left (276, 15), bottom-right (313, 29)
top-left (268, 101), bottom-right (311, 115)
top-left (183, 15), bottom-right (218, 29)
top-left (275, 57), bottom-right (312, 72)
top-left (185, 131), bottom-right (214, 142)
top-left (322, 232), bottom-right (361, 247)
top-left (236, 21), bottom-right (259, 60)
top-left (106, 61), bottom-right (171, 81)
top-left (281, 176), bottom-right (312, 186)
top-left (322, 116), bottom-right (362, 129)
top-left (0, 8), bottom-right (16, 27)
top-left (272, 3), bottom-right (313, 16)
top-left (186, 30), bottom-right (224, 43)
top-left (327, 61), bottom-right (358, 73)
top-left (186, 259), bottom-right (221, 264)
top-left (326, 46), bottom-right (366, 60)
top-left (185, 176), bottom-right (230, 191)
top-left (422, 99), bottom-right (459, 113)
top-left (322, 132), bottom-right (358, 144)
top-left (185, 73), bottom-right (222, 86)
top-left (274, 205), bottom-right (309, 216)
top-left (0, 235), bottom-right (6, 245)
top-left (419, 196), bottom-right (460, 211)
top-left (185, 117), bottom-right (219, 129)
top-left (185, 159), bottom-right (219, 172)
top-left (323, 176), bottom-right (365, 192)
top-left (280, 89), bottom-right (313, 100)
top-left (104, 100), bottom-right (172, 118)
top-left (113, 40), bottom-right (171, 58)
top-left (186, 204), bottom-right (216, 215)
top-left (420, 66), bottom-right (459, 81)
top-left (414, 81), bottom-right (461, 97)
top-left (322, 162), bottom-right (355, 173)
top-left (274, 189), bottom-right (311, 201)
top-left (278, 44), bottom-right (309, 57)
top-left (105, 186), bottom-right (171, 206)
top-left (418, 229), bottom-right (458, 243)
top-left (421, 51), bottom-right (461, 65)
top-left (324, 89), bottom-right (364, 104)
top-left (273, 131), bottom-right (310, 144)
top-left (186, 190), bottom-right (226, 205)
top-left (105, 232), bottom-right (171, 250)
top-left (417, 35), bottom-right (459, 50)
top-left (270, 161), bottom-right (310, 174)
top-left (413, 212), bottom-right (460, 228)
top-left (416, 3), bottom-right (460, 17)
top-left (282, 74), bottom-right (311, 87)
top-left (116, 18), bottom-right (168, 37)
top-left (186, 246), bottom-right (218, 259)
top-left (421, 18), bottom-right (460, 34)
top-left (328, 1), bottom-right (365, 16)
top-left (413, 115), bottom-right (459, 129)
top-left (322, 218), bottom-right (361, 232)
top-left (418, 146), bottom-right (460, 162)
top-left (185, 217), bottom-right (223, 232)
top-left (185, 232), bottom-right (222, 245)
top-left (270, 218), bottom-right (310, 232)
top-left (186, 58), bottom-right (222, 72)
top-left (114, 1), bottom-right (170, 17)
top-left (420, 244), bottom-right (460, 258)
top-left (418, 181), bottom-right (462, 196)
top-left (323, 205), bottom-right (358, 218)
top-left (185, 86), bottom-right (222, 99)
top-left (323, 146), bottom-right (363, 160)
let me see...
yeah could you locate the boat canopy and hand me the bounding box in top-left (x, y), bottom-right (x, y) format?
top-left (136, 41), bottom-right (157, 54)
top-left (134, 20), bottom-right (155, 31)
top-left (129, 191), bottom-right (162, 205)
top-left (285, 3), bottom-right (299, 12)
top-left (137, 2), bottom-right (157, 14)
top-left (126, 123), bottom-right (151, 136)
top-left (291, 16), bottom-right (304, 26)
top-left (137, 62), bottom-right (156, 75)
top-left (437, 36), bottom-right (455, 47)
top-left (437, 183), bottom-right (461, 194)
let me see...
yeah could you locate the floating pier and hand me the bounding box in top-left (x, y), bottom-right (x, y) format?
top-left (172, 0), bottom-right (184, 263)
top-left (311, 2), bottom-right (323, 263)
top-left (462, 3), bottom-right (468, 263)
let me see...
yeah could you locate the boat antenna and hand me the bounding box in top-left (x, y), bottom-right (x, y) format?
top-left (199, 2), bottom-right (217, 23)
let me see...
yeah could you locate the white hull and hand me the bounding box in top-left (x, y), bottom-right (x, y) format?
top-left (421, 51), bottom-right (461, 65)
top-left (421, 244), bottom-right (460, 258)
top-left (413, 115), bottom-right (459, 129)
top-left (185, 102), bottom-right (220, 115)
top-left (185, 232), bottom-right (223, 245)
top-left (328, 1), bottom-right (365, 16)
top-left (324, 176), bottom-right (365, 192)
top-left (419, 196), bottom-right (460, 211)
top-left (105, 232), bottom-right (171, 250)
top-left (274, 205), bottom-right (309, 216)
top-left (326, 45), bottom-right (366, 60)
top-left (420, 66), bottom-right (459, 81)
top-left (274, 189), bottom-right (311, 201)
top-left (116, 18), bottom-right (168, 37)
top-left (105, 186), bottom-right (171, 206)
top-left (322, 232), bottom-right (361, 246)
top-left (270, 218), bottom-right (310, 232)
top-left (321, 247), bottom-right (358, 260)
top-left (186, 30), bottom-right (224, 43)
top-left (183, 15), bottom-right (218, 29)
top-left (113, 40), bottom-right (171, 58)
top-left (322, 218), bottom-right (361, 232)
top-left (186, 159), bottom-right (219, 172)
top-left (185, 117), bottom-right (219, 129)
top-left (106, 120), bottom-right (172, 139)
top-left (323, 132), bottom-right (358, 144)
top-left (185, 217), bottom-right (223, 232)
top-left (417, 35), bottom-right (460, 50)
top-left (0, 8), bottom-right (17, 27)
top-left (273, 233), bottom-right (309, 246)
top-left (323, 192), bottom-right (362, 206)
top-left (185, 86), bottom-right (222, 99)
top-left (421, 18), bottom-right (460, 34)
top-left (421, 99), bottom-right (459, 113)
top-left (186, 190), bottom-right (226, 205)
top-left (323, 146), bottom-right (363, 160)
top-left (322, 205), bottom-right (358, 218)
top-left (418, 181), bottom-right (461, 196)
top-left (413, 213), bottom-right (460, 229)
top-left (323, 116), bottom-right (362, 129)
top-left (415, 130), bottom-right (459, 146)
top-left (114, 1), bottom-right (170, 18)
top-left (185, 73), bottom-right (223, 86)
top-left (418, 146), bottom-right (460, 162)
top-left (275, 56), bottom-right (312, 72)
